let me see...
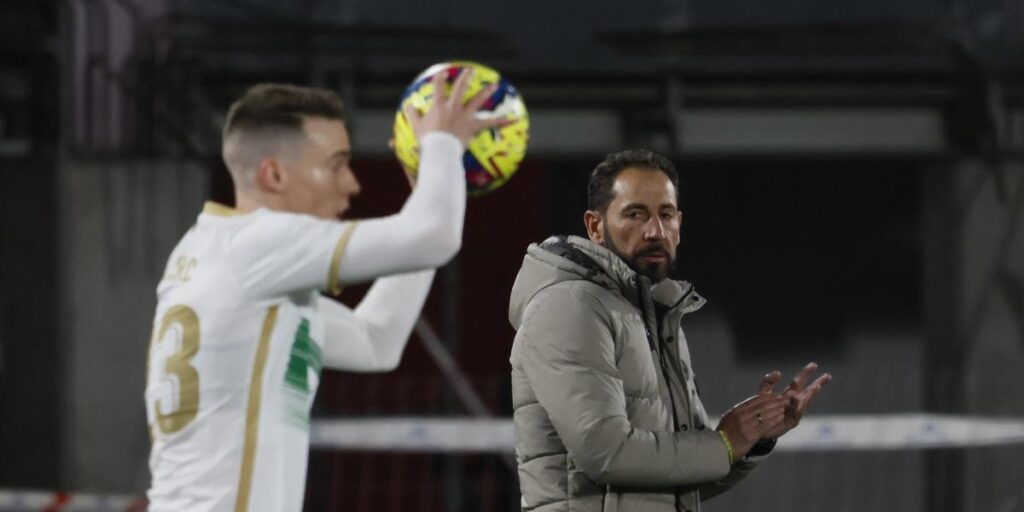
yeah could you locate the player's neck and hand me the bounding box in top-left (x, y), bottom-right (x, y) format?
top-left (234, 190), bottom-right (283, 214)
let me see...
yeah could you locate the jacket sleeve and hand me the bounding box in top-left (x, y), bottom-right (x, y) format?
top-left (515, 284), bottom-right (732, 487)
top-left (697, 456), bottom-right (763, 501)
top-left (690, 374), bottom-right (768, 501)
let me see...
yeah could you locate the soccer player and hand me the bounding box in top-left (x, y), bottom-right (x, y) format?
top-left (144, 69), bottom-right (501, 511)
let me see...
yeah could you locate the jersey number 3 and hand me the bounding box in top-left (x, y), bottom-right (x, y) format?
top-left (153, 305), bottom-right (201, 434)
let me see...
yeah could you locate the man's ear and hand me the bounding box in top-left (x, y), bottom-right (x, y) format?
top-left (254, 158), bottom-right (286, 193)
top-left (584, 210), bottom-right (604, 244)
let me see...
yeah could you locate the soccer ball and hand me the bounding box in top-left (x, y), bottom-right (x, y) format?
top-left (392, 61), bottom-right (529, 196)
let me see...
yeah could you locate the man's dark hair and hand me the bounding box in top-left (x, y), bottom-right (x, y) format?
top-left (223, 83), bottom-right (346, 139)
top-left (587, 149), bottom-right (679, 213)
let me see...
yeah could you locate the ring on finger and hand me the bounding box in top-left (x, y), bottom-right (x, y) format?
top-left (756, 412), bottom-right (763, 425)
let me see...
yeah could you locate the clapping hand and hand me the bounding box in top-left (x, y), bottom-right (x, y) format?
top-left (715, 391), bottom-right (786, 460)
top-left (758, 362), bottom-right (832, 439)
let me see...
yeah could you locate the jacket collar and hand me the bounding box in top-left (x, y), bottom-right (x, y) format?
top-left (539, 235), bottom-right (707, 315)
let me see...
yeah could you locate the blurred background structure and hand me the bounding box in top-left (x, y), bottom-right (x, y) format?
top-left (1, 0), bottom-right (1024, 510)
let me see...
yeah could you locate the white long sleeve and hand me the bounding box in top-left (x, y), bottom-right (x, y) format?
top-left (319, 269), bottom-right (434, 372)
top-left (337, 132), bottom-right (466, 284)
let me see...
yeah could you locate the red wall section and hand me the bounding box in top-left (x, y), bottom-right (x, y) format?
top-left (320, 156), bottom-right (549, 416)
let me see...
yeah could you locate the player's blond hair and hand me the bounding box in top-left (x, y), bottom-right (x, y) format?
top-left (221, 84), bottom-right (346, 187)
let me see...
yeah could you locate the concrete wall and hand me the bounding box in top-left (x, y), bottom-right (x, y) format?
top-left (923, 161), bottom-right (1024, 512)
top-left (951, 162), bottom-right (1024, 512)
top-left (687, 310), bottom-right (926, 512)
top-left (692, 161), bottom-right (1024, 512)
top-left (57, 158), bottom-right (207, 492)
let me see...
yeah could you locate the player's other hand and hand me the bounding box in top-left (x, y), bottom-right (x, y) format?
top-left (404, 67), bottom-right (510, 148)
top-left (716, 393), bottom-right (786, 460)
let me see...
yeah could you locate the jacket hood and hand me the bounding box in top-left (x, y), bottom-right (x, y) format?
top-left (509, 235), bottom-right (706, 328)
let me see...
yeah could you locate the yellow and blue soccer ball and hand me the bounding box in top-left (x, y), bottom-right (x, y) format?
top-left (392, 61), bottom-right (529, 196)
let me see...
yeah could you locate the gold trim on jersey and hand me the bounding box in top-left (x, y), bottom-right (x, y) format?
top-left (234, 305), bottom-right (279, 512)
top-left (203, 201), bottom-right (241, 217)
top-left (327, 221), bottom-right (360, 295)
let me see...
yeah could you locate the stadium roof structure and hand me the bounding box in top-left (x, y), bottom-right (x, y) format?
top-left (50, 0), bottom-right (1024, 159)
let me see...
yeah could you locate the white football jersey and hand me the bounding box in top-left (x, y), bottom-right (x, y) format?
top-left (145, 202), bottom-right (357, 512)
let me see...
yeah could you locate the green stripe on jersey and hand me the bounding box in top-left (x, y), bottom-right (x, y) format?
top-left (282, 318), bottom-right (323, 428)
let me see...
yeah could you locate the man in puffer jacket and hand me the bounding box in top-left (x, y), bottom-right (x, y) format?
top-left (509, 149), bottom-right (831, 512)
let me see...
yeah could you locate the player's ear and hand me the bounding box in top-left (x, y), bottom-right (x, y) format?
top-left (254, 158), bottom-right (286, 193)
top-left (584, 210), bottom-right (604, 244)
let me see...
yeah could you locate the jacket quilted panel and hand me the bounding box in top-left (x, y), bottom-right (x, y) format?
top-left (510, 236), bottom-right (762, 511)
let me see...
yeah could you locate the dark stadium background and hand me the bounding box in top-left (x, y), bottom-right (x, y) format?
top-left (1, 0), bottom-right (1022, 511)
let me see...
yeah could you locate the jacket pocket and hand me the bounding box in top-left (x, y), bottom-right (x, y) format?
top-left (601, 485), bottom-right (618, 512)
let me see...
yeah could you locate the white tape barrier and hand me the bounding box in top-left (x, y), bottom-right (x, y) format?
top-left (310, 414), bottom-right (1024, 453)
top-left (313, 417), bottom-right (515, 453)
top-left (775, 414), bottom-right (1024, 451)
top-left (0, 490), bottom-right (143, 511)
top-left (2, 415), bottom-right (1021, 510)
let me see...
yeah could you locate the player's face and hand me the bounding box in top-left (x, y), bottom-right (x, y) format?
top-left (587, 167), bottom-right (681, 282)
top-left (281, 117), bottom-right (361, 220)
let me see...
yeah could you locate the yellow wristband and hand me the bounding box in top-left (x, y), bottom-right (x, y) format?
top-left (717, 430), bottom-right (735, 465)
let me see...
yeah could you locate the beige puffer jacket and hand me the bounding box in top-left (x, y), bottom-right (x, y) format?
top-left (509, 236), bottom-right (763, 512)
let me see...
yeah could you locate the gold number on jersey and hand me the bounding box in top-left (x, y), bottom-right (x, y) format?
top-left (164, 256), bottom-right (197, 282)
top-left (154, 305), bottom-right (201, 434)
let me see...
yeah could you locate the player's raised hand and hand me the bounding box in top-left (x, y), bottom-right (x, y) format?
top-left (404, 67), bottom-right (509, 147)
top-left (761, 362), bottom-right (832, 439)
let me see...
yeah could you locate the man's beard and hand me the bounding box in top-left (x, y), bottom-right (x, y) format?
top-left (602, 225), bottom-right (676, 283)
